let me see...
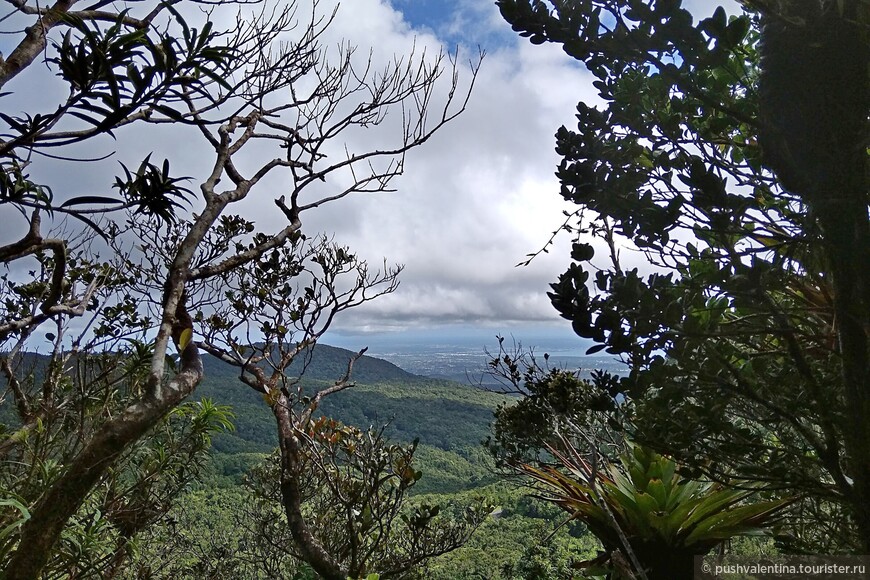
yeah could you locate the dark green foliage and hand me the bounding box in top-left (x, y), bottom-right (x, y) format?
top-left (498, 0), bottom-right (868, 553)
top-left (518, 443), bottom-right (791, 579)
top-left (0, 160), bottom-right (53, 210)
top-left (757, 1), bottom-right (867, 205)
top-left (113, 156), bottom-right (193, 224)
top-left (755, 1), bottom-right (870, 551)
top-left (486, 347), bottom-right (790, 578)
top-left (489, 366), bottom-right (616, 463)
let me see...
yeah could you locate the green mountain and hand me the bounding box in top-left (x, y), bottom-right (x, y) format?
top-left (196, 343), bottom-right (508, 492)
top-left (3, 346), bottom-right (508, 493)
top-left (3, 347), bottom-right (600, 574)
top-left (201, 342), bottom-right (422, 384)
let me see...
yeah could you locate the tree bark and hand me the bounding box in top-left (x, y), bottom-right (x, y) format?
top-left (5, 330), bottom-right (202, 578)
top-left (0, 0), bottom-right (77, 89)
top-left (273, 396), bottom-right (347, 580)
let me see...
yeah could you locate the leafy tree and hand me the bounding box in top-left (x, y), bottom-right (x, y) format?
top-left (0, 0), bottom-right (479, 576)
top-left (486, 345), bottom-right (789, 579)
top-left (497, 0), bottom-right (868, 552)
top-left (0, 344), bottom-right (232, 578)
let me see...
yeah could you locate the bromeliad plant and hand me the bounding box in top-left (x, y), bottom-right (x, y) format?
top-left (517, 441), bottom-right (792, 580)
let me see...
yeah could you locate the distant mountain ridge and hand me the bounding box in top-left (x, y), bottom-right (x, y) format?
top-left (3, 345), bottom-right (501, 452)
top-left (191, 342), bottom-right (503, 454)
top-left (5, 343), bottom-right (420, 383)
top-left (200, 342), bottom-right (423, 385)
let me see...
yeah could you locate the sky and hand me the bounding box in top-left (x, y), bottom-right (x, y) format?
top-left (294, 0), bottom-right (739, 350)
top-left (2, 0), bottom-right (738, 353)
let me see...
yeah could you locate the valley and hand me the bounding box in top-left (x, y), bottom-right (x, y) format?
top-left (183, 341), bottom-right (607, 577)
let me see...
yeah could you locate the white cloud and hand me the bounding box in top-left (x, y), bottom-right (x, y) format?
top-left (3, 0), bottom-right (743, 342)
top-left (285, 3), bottom-right (599, 333)
top-left (305, 0), bottom-right (742, 335)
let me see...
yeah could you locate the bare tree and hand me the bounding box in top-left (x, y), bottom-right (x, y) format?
top-left (0, 0), bottom-right (481, 576)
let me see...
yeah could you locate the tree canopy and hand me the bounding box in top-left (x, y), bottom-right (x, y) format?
top-left (497, 0), bottom-right (869, 554)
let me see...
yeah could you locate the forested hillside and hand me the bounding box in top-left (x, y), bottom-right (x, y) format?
top-left (171, 345), bottom-right (601, 577)
top-left (196, 344), bottom-right (506, 493)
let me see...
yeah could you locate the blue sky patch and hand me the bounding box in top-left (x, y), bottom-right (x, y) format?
top-left (389, 0), bottom-right (516, 49)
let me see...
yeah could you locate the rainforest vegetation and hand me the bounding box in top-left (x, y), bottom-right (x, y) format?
top-left (0, 0), bottom-right (867, 578)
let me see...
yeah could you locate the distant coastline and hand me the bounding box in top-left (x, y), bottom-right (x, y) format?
top-left (352, 346), bottom-right (625, 385)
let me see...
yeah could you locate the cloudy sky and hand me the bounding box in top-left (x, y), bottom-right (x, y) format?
top-left (2, 0), bottom-right (737, 352)
top-left (297, 0), bottom-right (738, 349)
top-left (315, 0), bottom-right (596, 341)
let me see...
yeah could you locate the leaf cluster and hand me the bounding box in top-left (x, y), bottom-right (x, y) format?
top-left (498, 0), bottom-right (857, 552)
top-left (518, 442), bottom-right (791, 579)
